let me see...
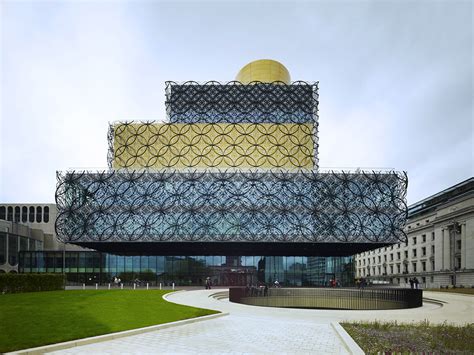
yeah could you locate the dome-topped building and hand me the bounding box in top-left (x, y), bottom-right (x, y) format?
top-left (46, 61), bottom-right (408, 287)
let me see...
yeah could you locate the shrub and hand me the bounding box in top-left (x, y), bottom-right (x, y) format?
top-left (0, 274), bottom-right (65, 294)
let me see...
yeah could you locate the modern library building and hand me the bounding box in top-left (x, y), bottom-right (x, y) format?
top-left (14, 60), bottom-right (408, 286)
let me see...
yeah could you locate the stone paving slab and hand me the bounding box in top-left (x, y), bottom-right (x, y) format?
top-left (47, 289), bottom-right (472, 354)
top-left (166, 290), bottom-right (473, 325)
top-left (49, 315), bottom-right (348, 354)
top-left (48, 290), bottom-right (351, 354)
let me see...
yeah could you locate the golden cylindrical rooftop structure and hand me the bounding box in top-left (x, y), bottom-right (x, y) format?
top-left (236, 59), bottom-right (291, 84)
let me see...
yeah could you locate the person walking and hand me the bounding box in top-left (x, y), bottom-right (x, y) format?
top-left (205, 277), bottom-right (212, 290)
top-left (414, 277), bottom-right (419, 289)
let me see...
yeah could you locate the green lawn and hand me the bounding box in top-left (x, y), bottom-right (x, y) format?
top-left (342, 321), bottom-right (474, 354)
top-left (0, 290), bottom-right (218, 353)
top-left (425, 288), bottom-right (474, 295)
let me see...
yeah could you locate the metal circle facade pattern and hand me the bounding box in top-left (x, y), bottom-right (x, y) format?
top-left (165, 81), bottom-right (318, 124)
top-left (109, 122), bottom-right (315, 169)
top-left (55, 169), bottom-right (408, 244)
top-left (56, 79), bottom-right (408, 247)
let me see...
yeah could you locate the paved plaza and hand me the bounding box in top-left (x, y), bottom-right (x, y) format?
top-left (47, 289), bottom-right (473, 354)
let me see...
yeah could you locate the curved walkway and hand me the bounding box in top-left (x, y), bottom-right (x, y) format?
top-left (48, 290), bottom-right (473, 354)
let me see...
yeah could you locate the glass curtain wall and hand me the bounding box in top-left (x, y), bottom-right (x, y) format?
top-left (19, 251), bottom-right (355, 287)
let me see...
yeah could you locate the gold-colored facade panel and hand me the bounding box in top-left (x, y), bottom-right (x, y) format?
top-left (236, 59), bottom-right (291, 84)
top-left (112, 123), bottom-right (314, 169)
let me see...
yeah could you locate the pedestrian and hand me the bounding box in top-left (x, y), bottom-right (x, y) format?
top-left (409, 278), bottom-right (414, 289)
top-left (205, 277), bottom-right (211, 290)
top-left (414, 277), bottom-right (419, 289)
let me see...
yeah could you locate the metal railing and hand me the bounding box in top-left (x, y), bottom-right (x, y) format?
top-left (229, 287), bottom-right (422, 310)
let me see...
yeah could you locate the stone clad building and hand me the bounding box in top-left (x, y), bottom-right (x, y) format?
top-left (355, 178), bottom-right (474, 288)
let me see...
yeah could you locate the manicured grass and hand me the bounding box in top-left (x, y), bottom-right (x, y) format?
top-left (425, 288), bottom-right (474, 295)
top-left (0, 290), bottom-right (218, 353)
top-left (341, 320), bottom-right (474, 354)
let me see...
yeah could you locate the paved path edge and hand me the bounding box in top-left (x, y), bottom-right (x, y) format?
top-left (331, 322), bottom-right (365, 355)
top-left (8, 312), bottom-right (229, 355)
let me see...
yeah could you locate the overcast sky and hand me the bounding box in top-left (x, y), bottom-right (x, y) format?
top-left (1, 0), bottom-right (472, 205)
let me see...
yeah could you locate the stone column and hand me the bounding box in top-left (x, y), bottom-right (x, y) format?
top-left (442, 228), bottom-right (451, 270)
top-left (461, 223), bottom-right (466, 269)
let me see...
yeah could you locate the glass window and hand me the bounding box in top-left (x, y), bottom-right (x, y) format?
top-left (23, 251), bottom-right (32, 272)
top-left (0, 206), bottom-right (5, 220)
top-left (7, 206), bottom-right (13, 221)
top-left (132, 256), bottom-right (140, 272)
top-left (412, 262), bottom-right (417, 272)
top-left (45, 252), bottom-right (55, 272)
top-left (78, 253), bottom-right (86, 272)
top-left (413, 237), bottom-right (417, 245)
top-left (29, 207), bottom-right (35, 222)
top-left (36, 206), bottom-right (42, 223)
top-left (44, 206), bottom-right (50, 223)
top-left (14, 207), bottom-right (20, 222)
top-left (117, 255), bottom-right (125, 274)
top-left (35, 252), bottom-right (45, 272)
top-left (29, 239), bottom-right (36, 251)
top-left (55, 252), bottom-right (64, 273)
top-left (22, 206), bottom-right (28, 223)
top-left (19, 237), bottom-right (28, 251)
top-left (107, 254), bottom-right (117, 274)
top-left (431, 232), bottom-right (435, 241)
top-left (66, 252), bottom-right (78, 272)
top-left (421, 247), bottom-right (426, 256)
top-left (0, 233), bottom-right (6, 264)
top-left (8, 235), bottom-right (18, 265)
top-left (125, 256), bottom-right (133, 272)
top-left (93, 253), bottom-right (101, 272)
top-left (422, 234), bottom-right (426, 243)
top-left (86, 253), bottom-right (95, 272)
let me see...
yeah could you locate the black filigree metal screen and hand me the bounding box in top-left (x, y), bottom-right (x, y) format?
top-left (55, 170), bottom-right (407, 243)
top-left (56, 81), bottom-right (408, 247)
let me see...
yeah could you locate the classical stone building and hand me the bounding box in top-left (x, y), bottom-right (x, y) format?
top-left (0, 204), bottom-right (84, 273)
top-left (355, 178), bottom-right (474, 288)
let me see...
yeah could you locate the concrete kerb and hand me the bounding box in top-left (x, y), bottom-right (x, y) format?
top-left (422, 297), bottom-right (446, 306)
top-left (8, 291), bottom-right (228, 355)
top-left (331, 322), bottom-right (365, 355)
